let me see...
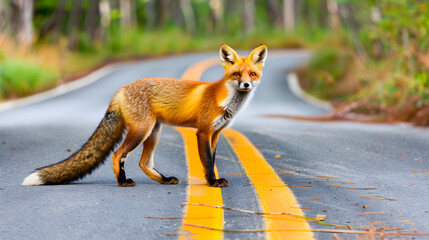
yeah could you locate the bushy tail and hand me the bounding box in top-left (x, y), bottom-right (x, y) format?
top-left (22, 110), bottom-right (125, 185)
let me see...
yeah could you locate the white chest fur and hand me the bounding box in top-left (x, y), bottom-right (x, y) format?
top-left (212, 83), bottom-right (255, 131)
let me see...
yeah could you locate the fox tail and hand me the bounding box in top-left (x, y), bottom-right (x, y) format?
top-left (22, 108), bottom-right (125, 186)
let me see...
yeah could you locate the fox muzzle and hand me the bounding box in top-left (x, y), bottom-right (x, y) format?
top-left (238, 81), bottom-right (253, 92)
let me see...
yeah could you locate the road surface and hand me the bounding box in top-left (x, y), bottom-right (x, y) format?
top-left (1, 51), bottom-right (428, 239)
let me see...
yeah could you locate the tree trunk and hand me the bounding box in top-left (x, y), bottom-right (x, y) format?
top-left (0, 0), bottom-right (5, 33)
top-left (339, 3), bottom-right (368, 61)
top-left (39, 0), bottom-right (67, 40)
top-left (209, 0), bottom-right (224, 33)
top-left (171, 0), bottom-right (184, 28)
top-left (13, 0), bottom-right (34, 46)
top-left (120, 0), bottom-right (136, 28)
top-left (99, 0), bottom-right (111, 41)
top-left (156, 0), bottom-right (170, 28)
top-left (267, 0), bottom-right (282, 28)
top-left (243, 0), bottom-right (254, 34)
top-left (370, 6), bottom-right (383, 59)
top-left (294, 0), bottom-right (303, 27)
top-left (283, 0), bottom-right (295, 31)
top-left (179, 0), bottom-right (196, 34)
top-left (85, 0), bottom-right (100, 41)
top-left (327, 0), bottom-right (340, 30)
top-left (145, 0), bottom-right (156, 29)
top-left (68, 0), bottom-right (83, 49)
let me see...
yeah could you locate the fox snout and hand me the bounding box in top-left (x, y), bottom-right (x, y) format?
top-left (238, 81), bottom-right (253, 92)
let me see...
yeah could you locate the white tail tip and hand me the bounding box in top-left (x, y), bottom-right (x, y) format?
top-left (22, 171), bottom-right (43, 186)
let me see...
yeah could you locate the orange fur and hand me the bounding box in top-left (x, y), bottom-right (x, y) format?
top-left (22, 44), bottom-right (267, 187)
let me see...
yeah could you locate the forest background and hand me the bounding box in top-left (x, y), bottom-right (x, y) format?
top-left (0, 0), bottom-right (428, 125)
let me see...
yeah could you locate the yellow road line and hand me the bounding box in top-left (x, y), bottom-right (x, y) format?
top-left (180, 58), bottom-right (219, 81)
top-left (177, 58), bottom-right (224, 239)
top-left (177, 128), bottom-right (224, 240)
top-left (223, 129), bottom-right (314, 240)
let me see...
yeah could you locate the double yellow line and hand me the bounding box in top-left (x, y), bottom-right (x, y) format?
top-left (177, 58), bottom-right (314, 240)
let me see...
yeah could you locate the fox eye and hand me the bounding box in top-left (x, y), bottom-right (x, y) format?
top-left (233, 72), bottom-right (240, 77)
top-left (250, 72), bottom-right (257, 77)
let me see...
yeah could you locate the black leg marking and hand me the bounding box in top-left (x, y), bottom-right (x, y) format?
top-left (212, 147), bottom-right (217, 165)
top-left (204, 143), bottom-right (216, 185)
top-left (197, 132), bottom-right (229, 187)
top-left (118, 161), bottom-right (126, 183)
top-left (118, 161), bottom-right (135, 187)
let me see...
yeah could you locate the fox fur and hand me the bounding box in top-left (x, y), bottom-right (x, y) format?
top-left (22, 44), bottom-right (267, 187)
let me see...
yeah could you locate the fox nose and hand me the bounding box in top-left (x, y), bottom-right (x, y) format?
top-left (239, 82), bottom-right (252, 91)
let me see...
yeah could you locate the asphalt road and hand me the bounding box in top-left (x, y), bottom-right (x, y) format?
top-left (1, 51), bottom-right (429, 240)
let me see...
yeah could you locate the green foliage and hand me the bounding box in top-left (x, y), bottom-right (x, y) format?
top-left (372, 1), bottom-right (429, 73)
top-left (298, 47), bottom-right (355, 101)
top-left (0, 60), bottom-right (58, 99)
top-left (411, 72), bottom-right (429, 101)
top-left (6, 0), bottom-right (429, 112)
top-left (77, 33), bottom-right (96, 53)
top-left (301, 0), bottom-right (429, 116)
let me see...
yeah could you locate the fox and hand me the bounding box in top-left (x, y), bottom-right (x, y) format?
top-left (22, 44), bottom-right (267, 187)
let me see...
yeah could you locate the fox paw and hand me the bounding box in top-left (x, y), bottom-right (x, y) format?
top-left (210, 178), bottom-right (229, 187)
top-left (162, 176), bottom-right (180, 185)
top-left (118, 178), bottom-right (136, 187)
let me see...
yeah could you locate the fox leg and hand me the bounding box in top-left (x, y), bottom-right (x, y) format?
top-left (196, 130), bottom-right (229, 187)
top-left (113, 123), bottom-right (154, 187)
top-left (210, 130), bottom-right (221, 164)
top-left (138, 122), bottom-right (180, 185)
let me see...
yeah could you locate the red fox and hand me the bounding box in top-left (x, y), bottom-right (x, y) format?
top-left (22, 44), bottom-right (267, 187)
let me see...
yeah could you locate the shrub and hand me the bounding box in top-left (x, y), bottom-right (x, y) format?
top-left (0, 59), bottom-right (58, 99)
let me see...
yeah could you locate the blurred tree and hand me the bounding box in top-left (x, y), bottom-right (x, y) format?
top-left (156, 0), bottom-right (170, 28)
top-left (283, 0), bottom-right (295, 31)
top-left (338, 2), bottom-right (368, 61)
top-left (267, 0), bottom-right (282, 29)
top-left (243, 0), bottom-right (254, 34)
top-left (85, 0), bottom-right (100, 41)
top-left (120, 0), bottom-right (137, 28)
top-left (12, 0), bottom-right (34, 46)
top-left (180, 0), bottom-right (196, 34)
top-left (327, 0), bottom-right (339, 29)
top-left (145, 0), bottom-right (156, 29)
top-left (99, 0), bottom-right (111, 39)
top-left (170, 0), bottom-right (184, 27)
top-left (38, 0), bottom-right (67, 41)
top-left (68, 0), bottom-right (83, 49)
top-left (209, 0), bottom-right (224, 33)
top-left (0, 0), bottom-right (5, 34)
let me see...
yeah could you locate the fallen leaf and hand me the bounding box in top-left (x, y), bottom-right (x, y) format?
top-left (316, 214), bottom-right (326, 221)
top-left (400, 184), bottom-right (417, 187)
top-left (361, 196), bottom-right (398, 201)
top-left (274, 154), bottom-right (281, 158)
top-left (325, 184), bottom-right (377, 190)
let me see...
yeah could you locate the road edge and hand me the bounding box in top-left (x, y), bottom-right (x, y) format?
top-left (287, 72), bottom-right (332, 111)
top-left (0, 62), bottom-right (133, 113)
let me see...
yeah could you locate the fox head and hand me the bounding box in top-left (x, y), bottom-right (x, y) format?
top-left (220, 44), bottom-right (267, 92)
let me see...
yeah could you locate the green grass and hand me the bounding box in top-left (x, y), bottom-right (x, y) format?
top-left (297, 47), bottom-right (356, 101)
top-left (0, 59), bottom-right (58, 99)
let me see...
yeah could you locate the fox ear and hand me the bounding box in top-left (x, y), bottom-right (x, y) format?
top-left (220, 44), bottom-right (240, 69)
top-left (248, 44), bottom-right (268, 69)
